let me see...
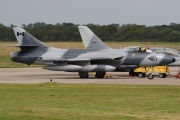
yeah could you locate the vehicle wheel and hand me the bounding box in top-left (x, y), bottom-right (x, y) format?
top-left (138, 72), bottom-right (146, 78)
top-left (96, 72), bottom-right (106, 78)
top-left (159, 73), bottom-right (167, 78)
top-left (148, 73), bottom-right (154, 79)
top-left (79, 72), bottom-right (89, 78)
top-left (162, 73), bottom-right (166, 78)
top-left (159, 73), bottom-right (163, 78)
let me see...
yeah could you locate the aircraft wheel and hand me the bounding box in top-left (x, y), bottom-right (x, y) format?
top-left (138, 72), bottom-right (146, 78)
top-left (96, 72), bottom-right (106, 78)
top-left (79, 72), bottom-right (89, 78)
top-left (148, 73), bottom-right (154, 79)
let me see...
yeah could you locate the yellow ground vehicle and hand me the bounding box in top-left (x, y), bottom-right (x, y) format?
top-left (131, 66), bottom-right (170, 78)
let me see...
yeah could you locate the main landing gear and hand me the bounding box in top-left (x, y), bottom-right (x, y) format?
top-left (95, 72), bottom-right (106, 78)
top-left (79, 72), bottom-right (106, 78)
top-left (79, 72), bottom-right (89, 78)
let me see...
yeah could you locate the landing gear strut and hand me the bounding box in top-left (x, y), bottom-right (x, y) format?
top-left (95, 72), bottom-right (106, 78)
top-left (79, 72), bottom-right (89, 78)
top-left (148, 67), bottom-right (154, 80)
top-left (148, 73), bottom-right (154, 79)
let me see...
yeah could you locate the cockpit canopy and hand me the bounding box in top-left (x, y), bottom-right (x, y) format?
top-left (123, 46), bottom-right (152, 53)
top-left (122, 46), bottom-right (180, 57)
top-left (151, 48), bottom-right (180, 57)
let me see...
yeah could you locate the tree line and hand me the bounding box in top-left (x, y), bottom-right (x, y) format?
top-left (0, 22), bottom-right (180, 42)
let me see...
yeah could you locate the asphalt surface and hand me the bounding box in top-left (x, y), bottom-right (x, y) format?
top-left (0, 67), bottom-right (180, 85)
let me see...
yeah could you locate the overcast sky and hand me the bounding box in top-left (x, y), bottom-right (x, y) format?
top-left (0, 0), bottom-right (180, 27)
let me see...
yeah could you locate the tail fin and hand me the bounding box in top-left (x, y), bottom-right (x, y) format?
top-left (13, 27), bottom-right (48, 50)
top-left (78, 26), bottom-right (110, 49)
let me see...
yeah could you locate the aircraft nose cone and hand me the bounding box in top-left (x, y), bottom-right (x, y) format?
top-left (159, 55), bottom-right (176, 65)
top-left (169, 57), bottom-right (180, 66)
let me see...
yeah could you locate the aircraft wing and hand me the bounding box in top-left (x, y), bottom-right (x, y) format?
top-left (66, 55), bottom-right (124, 62)
top-left (43, 54), bottom-right (124, 63)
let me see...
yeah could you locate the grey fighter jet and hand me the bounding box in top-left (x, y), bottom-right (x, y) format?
top-left (78, 26), bottom-right (180, 77)
top-left (10, 27), bottom-right (175, 79)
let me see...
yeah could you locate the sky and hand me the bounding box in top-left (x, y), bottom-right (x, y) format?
top-left (0, 0), bottom-right (180, 27)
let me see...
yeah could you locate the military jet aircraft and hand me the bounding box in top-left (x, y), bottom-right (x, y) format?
top-left (78, 26), bottom-right (180, 77)
top-left (10, 27), bottom-right (176, 79)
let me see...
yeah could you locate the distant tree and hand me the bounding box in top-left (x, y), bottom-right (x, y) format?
top-left (27, 23), bottom-right (33, 28)
top-left (56, 23), bottom-right (61, 26)
top-left (62, 22), bottom-right (75, 27)
top-left (1, 22), bottom-right (180, 42)
top-left (33, 22), bottom-right (46, 27)
top-left (169, 23), bottom-right (180, 31)
top-left (110, 23), bottom-right (119, 28)
top-left (0, 23), bottom-right (5, 28)
top-left (22, 24), bottom-right (26, 28)
top-left (10, 24), bottom-right (15, 28)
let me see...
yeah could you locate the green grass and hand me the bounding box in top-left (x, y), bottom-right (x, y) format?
top-left (0, 84), bottom-right (180, 120)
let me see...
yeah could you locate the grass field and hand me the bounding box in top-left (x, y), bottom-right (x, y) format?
top-left (0, 42), bottom-right (180, 68)
top-left (0, 83), bottom-right (180, 120)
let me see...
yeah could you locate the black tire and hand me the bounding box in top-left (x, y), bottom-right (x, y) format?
top-left (79, 72), bottom-right (89, 78)
top-left (159, 73), bottom-right (163, 78)
top-left (138, 72), bottom-right (146, 78)
top-left (162, 73), bottom-right (167, 78)
top-left (148, 73), bottom-right (154, 79)
top-left (96, 72), bottom-right (106, 78)
top-left (159, 73), bottom-right (167, 78)
top-left (138, 72), bottom-right (143, 78)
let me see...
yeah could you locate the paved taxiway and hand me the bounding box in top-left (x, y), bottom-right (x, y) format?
top-left (0, 67), bottom-right (180, 85)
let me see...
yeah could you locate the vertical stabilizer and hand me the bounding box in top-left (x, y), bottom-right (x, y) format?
top-left (78, 26), bottom-right (110, 49)
top-left (13, 27), bottom-right (47, 48)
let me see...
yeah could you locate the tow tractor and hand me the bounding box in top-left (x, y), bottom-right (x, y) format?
top-left (129, 66), bottom-right (170, 79)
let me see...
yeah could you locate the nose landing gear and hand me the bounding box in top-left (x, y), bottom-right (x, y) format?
top-left (148, 66), bottom-right (154, 80)
top-left (148, 73), bottom-right (154, 79)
